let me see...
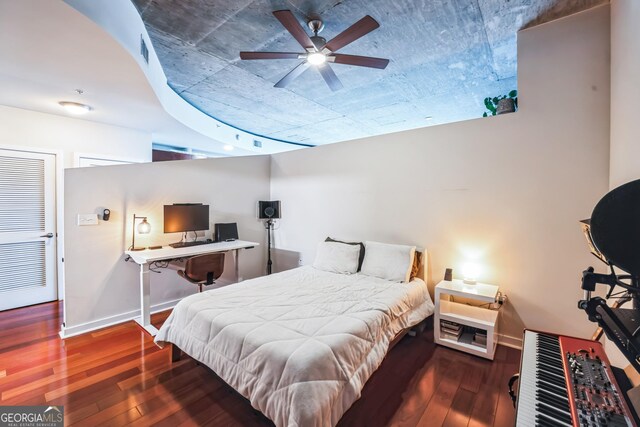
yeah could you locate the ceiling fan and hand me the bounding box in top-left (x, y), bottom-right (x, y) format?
top-left (240, 10), bottom-right (389, 91)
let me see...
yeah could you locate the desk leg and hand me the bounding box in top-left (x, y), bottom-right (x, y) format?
top-left (134, 263), bottom-right (159, 336)
top-left (234, 249), bottom-right (241, 282)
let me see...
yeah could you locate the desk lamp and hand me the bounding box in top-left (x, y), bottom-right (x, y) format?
top-left (131, 214), bottom-right (150, 251)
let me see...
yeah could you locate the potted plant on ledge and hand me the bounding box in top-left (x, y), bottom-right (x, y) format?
top-left (483, 90), bottom-right (518, 117)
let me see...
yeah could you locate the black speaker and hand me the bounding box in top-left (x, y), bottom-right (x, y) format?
top-left (258, 201), bottom-right (281, 219)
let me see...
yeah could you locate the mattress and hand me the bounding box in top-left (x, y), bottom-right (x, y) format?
top-left (155, 265), bottom-right (434, 427)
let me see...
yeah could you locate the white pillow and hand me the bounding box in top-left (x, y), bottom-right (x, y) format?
top-left (360, 241), bottom-right (416, 282)
top-left (313, 241), bottom-right (360, 274)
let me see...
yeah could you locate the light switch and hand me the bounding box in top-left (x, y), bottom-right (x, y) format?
top-left (77, 213), bottom-right (99, 226)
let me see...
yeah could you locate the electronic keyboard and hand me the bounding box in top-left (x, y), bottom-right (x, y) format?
top-left (513, 330), bottom-right (637, 427)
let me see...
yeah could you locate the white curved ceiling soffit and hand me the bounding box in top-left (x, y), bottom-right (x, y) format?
top-left (63, 0), bottom-right (303, 154)
top-left (0, 0), bottom-right (275, 156)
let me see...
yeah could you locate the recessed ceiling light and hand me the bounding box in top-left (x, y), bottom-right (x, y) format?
top-left (307, 52), bottom-right (327, 66)
top-left (59, 101), bottom-right (93, 115)
top-left (223, 144), bottom-right (234, 151)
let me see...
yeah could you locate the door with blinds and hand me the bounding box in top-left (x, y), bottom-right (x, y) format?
top-left (0, 149), bottom-right (57, 311)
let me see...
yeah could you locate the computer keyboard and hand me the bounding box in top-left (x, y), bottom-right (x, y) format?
top-left (169, 240), bottom-right (209, 248)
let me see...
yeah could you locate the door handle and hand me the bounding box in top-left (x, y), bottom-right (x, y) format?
top-left (41, 233), bottom-right (54, 238)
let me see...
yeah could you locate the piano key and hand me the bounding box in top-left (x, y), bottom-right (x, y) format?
top-left (515, 331), bottom-right (573, 427)
top-left (538, 370), bottom-right (567, 388)
top-left (515, 330), bottom-right (636, 427)
top-left (537, 359), bottom-right (565, 376)
top-left (536, 401), bottom-right (573, 425)
top-left (536, 414), bottom-right (572, 427)
top-left (536, 389), bottom-right (571, 413)
top-left (536, 378), bottom-right (569, 396)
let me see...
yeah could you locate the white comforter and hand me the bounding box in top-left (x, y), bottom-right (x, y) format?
top-left (155, 266), bottom-right (434, 427)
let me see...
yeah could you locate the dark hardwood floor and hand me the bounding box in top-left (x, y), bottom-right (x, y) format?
top-left (0, 301), bottom-right (519, 426)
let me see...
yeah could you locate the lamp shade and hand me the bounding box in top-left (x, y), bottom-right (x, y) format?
top-left (137, 218), bottom-right (151, 234)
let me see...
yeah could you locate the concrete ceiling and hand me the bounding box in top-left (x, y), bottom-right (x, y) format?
top-left (134, 0), bottom-right (605, 146)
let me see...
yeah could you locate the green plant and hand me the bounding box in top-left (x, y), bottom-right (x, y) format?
top-left (483, 90), bottom-right (518, 117)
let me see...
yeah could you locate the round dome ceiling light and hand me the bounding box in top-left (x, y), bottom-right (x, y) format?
top-left (59, 101), bottom-right (93, 115)
top-left (223, 144), bottom-right (234, 152)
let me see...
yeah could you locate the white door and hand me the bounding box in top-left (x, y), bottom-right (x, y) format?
top-left (0, 149), bottom-right (57, 311)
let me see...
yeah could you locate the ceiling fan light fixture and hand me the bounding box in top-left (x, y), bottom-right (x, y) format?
top-left (240, 10), bottom-right (386, 91)
top-left (307, 52), bottom-right (327, 66)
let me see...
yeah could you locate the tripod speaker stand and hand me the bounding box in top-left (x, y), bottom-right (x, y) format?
top-left (265, 218), bottom-right (274, 275)
top-left (258, 201), bottom-right (281, 275)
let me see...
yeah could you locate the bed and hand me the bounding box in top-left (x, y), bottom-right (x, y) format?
top-left (155, 253), bottom-right (434, 427)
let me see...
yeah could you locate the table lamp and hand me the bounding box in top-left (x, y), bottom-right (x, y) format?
top-left (131, 214), bottom-right (150, 251)
top-left (462, 262), bottom-right (480, 285)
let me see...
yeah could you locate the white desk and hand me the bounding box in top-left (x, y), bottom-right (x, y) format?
top-left (125, 240), bottom-right (259, 336)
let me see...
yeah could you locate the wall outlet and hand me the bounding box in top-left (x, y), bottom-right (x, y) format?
top-left (298, 257), bottom-right (304, 266)
top-left (77, 213), bottom-right (99, 226)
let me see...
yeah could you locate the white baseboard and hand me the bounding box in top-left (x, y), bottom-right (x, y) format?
top-left (59, 298), bottom-right (181, 339)
top-left (498, 333), bottom-right (523, 349)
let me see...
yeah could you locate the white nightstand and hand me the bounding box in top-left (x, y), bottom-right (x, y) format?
top-left (434, 279), bottom-right (500, 360)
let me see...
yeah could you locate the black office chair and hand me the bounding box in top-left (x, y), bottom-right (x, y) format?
top-left (177, 253), bottom-right (225, 293)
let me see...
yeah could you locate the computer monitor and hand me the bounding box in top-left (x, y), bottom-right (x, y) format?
top-left (164, 204), bottom-right (209, 233)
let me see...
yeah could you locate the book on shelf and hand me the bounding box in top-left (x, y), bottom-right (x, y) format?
top-left (472, 336), bottom-right (487, 347)
top-left (474, 328), bottom-right (487, 337)
top-left (472, 329), bottom-right (487, 346)
top-left (441, 330), bottom-right (463, 341)
top-left (441, 328), bottom-right (462, 335)
top-left (440, 326), bottom-right (463, 340)
top-left (473, 333), bottom-right (487, 341)
top-left (440, 320), bottom-right (462, 332)
top-left (440, 319), bottom-right (461, 328)
top-left (440, 323), bottom-right (462, 334)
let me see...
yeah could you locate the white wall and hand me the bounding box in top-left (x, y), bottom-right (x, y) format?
top-left (0, 105), bottom-right (151, 168)
top-left (0, 105), bottom-right (153, 303)
top-left (609, 0), bottom-right (640, 188)
top-left (63, 155), bottom-right (270, 335)
top-left (270, 5), bottom-right (611, 344)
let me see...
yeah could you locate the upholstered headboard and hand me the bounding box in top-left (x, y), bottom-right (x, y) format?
top-left (411, 248), bottom-right (427, 282)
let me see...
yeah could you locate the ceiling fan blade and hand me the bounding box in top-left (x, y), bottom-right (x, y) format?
top-left (273, 10), bottom-right (316, 52)
top-left (331, 53), bottom-right (389, 69)
top-left (274, 62), bottom-right (311, 88)
top-left (317, 64), bottom-right (343, 91)
top-left (323, 15), bottom-right (379, 53)
top-left (240, 52), bottom-right (302, 60)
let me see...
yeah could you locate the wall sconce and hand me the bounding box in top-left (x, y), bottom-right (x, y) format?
top-left (131, 214), bottom-right (150, 251)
